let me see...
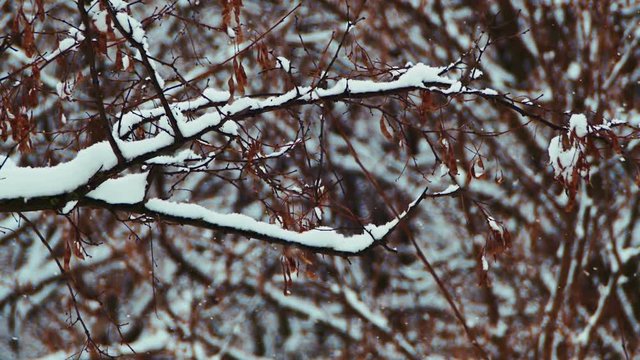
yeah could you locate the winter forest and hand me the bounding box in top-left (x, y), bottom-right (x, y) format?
top-left (0, 0), bottom-right (639, 359)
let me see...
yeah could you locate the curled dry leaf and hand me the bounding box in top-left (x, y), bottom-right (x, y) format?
top-left (379, 115), bottom-right (393, 141)
top-left (470, 156), bottom-right (486, 180)
top-left (484, 216), bottom-right (512, 258)
top-left (23, 18), bottom-right (36, 58)
top-left (227, 75), bottom-right (235, 99)
top-left (476, 250), bottom-right (490, 286)
top-left (439, 134), bottom-right (458, 176)
top-left (281, 252), bottom-right (298, 295)
top-left (230, 57), bottom-right (248, 95)
top-left (256, 42), bottom-right (273, 70)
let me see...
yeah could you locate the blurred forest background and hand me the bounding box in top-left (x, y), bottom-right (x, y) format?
top-left (1, 0), bottom-right (639, 359)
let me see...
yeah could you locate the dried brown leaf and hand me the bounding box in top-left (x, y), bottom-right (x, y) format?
top-left (379, 116), bottom-right (393, 141)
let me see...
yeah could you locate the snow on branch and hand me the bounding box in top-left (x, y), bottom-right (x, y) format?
top-left (68, 174), bottom-right (428, 254)
top-left (548, 114), bottom-right (595, 205)
top-left (0, 61), bottom-right (482, 211)
top-left (87, 172), bottom-right (149, 204)
top-left (117, 88), bottom-right (230, 138)
top-left (0, 142), bottom-right (118, 200)
top-left (141, 187), bottom-right (425, 254)
top-left (0, 161), bottom-right (429, 254)
top-left (115, 62), bottom-right (478, 139)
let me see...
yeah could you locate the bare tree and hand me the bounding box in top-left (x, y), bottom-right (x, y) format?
top-left (0, 0), bottom-right (638, 359)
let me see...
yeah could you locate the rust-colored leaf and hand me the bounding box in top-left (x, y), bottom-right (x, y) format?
top-left (233, 0), bottom-right (244, 42)
top-left (257, 42), bottom-right (273, 70)
top-left (420, 91), bottom-right (434, 113)
top-left (23, 21), bottom-right (35, 57)
top-left (235, 60), bottom-right (247, 95)
top-left (73, 237), bottom-right (85, 260)
top-left (12, 12), bottom-right (20, 34)
top-left (115, 47), bottom-right (123, 70)
top-left (440, 134), bottom-right (458, 176)
top-left (97, 33), bottom-right (108, 55)
top-left (63, 238), bottom-right (71, 273)
top-left (227, 75), bottom-right (235, 99)
top-left (379, 116), bottom-right (393, 141)
top-left (221, 0), bottom-right (232, 29)
top-left (36, 0), bottom-right (45, 21)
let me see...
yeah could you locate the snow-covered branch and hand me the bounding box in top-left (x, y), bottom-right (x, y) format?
top-left (0, 61), bottom-right (487, 211)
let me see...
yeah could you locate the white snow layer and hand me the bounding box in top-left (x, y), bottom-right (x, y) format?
top-left (1, 61), bottom-right (459, 255)
top-left (87, 172), bottom-right (149, 204)
top-left (569, 113), bottom-right (589, 138)
top-left (2, 62), bottom-right (467, 202)
top-left (0, 142), bottom-right (118, 200)
top-left (145, 199), bottom-right (399, 253)
top-left (548, 113), bottom-right (590, 182)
